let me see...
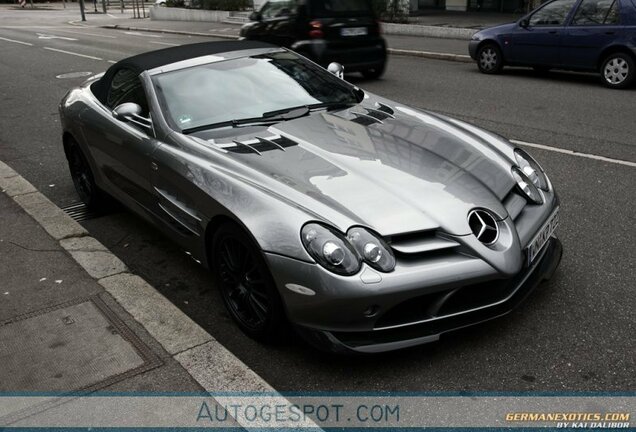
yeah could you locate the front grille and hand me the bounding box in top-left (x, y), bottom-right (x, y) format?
top-left (375, 271), bottom-right (527, 329)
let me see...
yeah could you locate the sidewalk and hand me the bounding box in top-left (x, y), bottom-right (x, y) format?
top-left (0, 160), bottom-right (274, 427)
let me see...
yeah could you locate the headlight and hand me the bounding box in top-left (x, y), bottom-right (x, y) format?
top-left (514, 149), bottom-right (549, 191)
top-left (301, 223), bottom-right (360, 275)
top-left (347, 227), bottom-right (396, 273)
top-left (512, 166), bottom-right (543, 205)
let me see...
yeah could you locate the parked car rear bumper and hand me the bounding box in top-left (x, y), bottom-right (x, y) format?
top-left (293, 38), bottom-right (387, 72)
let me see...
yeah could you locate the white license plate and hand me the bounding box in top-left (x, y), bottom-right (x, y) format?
top-left (527, 207), bottom-right (559, 265)
top-left (341, 27), bottom-right (368, 36)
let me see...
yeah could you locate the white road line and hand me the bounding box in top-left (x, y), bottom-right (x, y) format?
top-left (149, 41), bottom-right (178, 46)
top-left (53, 28), bottom-right (118, 39)
top-left (124, 31), bottom-right (161, 38)
top-left (107, 60), bottom-right (117, 64)
top-left (511, 139), bottom-right (636, 168)
top-left (43, 47), bottom-right (103, 61)
top-left (0, 36), bottom-right (33, 46)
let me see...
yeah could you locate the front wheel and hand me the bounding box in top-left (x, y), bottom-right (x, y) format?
top-left (476, 43), bottom-right (504, 74)
top-left (66, 140), bottom-right (109, 211)
top-left (211, 222), bottom-right (287, 343)
top-left (361, 63), bottom-right (386, 79)
top-left (600, 53), bottom-right (635, 89)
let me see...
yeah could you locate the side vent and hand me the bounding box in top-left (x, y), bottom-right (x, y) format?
top-left (389, 230), bottom-right (460, 255)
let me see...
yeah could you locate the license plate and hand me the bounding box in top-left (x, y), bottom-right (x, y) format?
top-left (527, 207), bottom-right (559, 265)
top-left (341, 27), bottom-right (368, 37)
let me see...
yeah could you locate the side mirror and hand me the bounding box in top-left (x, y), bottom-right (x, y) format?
top-left (519, 18), bottom-right (530, 28)
top-left (249, 11), bottom-right (261, 21)
top-left (113, 102), bottom-right (152, 131)
top-left (327, 62), bottom-right (344, 79)
top-left (113, 102), bottom-right (142, 120)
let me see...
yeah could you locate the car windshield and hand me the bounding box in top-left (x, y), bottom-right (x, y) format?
top-left (152, 50), bottom-right (361, 133)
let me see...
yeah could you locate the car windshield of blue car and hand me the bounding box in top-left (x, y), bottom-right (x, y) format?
top-left (152, 51), bottom-right (361, 133)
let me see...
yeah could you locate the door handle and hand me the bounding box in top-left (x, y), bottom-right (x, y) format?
top-left (605, 31), bottom-right (615, 35)
top-left (548, 30), bottom-right (558, 34)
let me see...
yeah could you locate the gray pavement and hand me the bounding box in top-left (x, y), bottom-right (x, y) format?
top-left (0, 5), bottom-right (634, 397)
top-left (0, 191), bottom-right (205, 394)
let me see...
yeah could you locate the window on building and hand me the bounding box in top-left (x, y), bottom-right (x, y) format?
top-left (572, 0), bottom-right (620, 25)
top-left (528, 0), bottom-right (578, 25)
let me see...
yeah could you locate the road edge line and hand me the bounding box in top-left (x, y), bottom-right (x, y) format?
top-left (0, 159), bottom-right (322, 430)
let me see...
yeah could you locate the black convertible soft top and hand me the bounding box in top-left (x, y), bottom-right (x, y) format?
top-left (92, 40), bottom-right (275, 104)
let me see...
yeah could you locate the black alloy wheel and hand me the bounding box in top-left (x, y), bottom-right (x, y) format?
top-left (212, 223), bottom-right (287, 342)
top-left (66, 140), bottom-right (106, 210)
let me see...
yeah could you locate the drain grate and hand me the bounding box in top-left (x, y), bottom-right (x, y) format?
top-left (60, 202), bottom-right (104, 222)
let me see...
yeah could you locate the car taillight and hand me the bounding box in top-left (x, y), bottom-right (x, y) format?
top-left (309, 20), bottom-right (324, 38)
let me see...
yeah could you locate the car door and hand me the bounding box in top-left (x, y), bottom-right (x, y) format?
top-left (561, 0), bottom-right (623, 69)
top-left (85, 67), bottom-right (160, 213)
top-left (509, 0), bottom-right (579, 66)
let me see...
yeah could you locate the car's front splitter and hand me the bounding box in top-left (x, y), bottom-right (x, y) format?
top-left (295, 237), bottom-right (563, 354)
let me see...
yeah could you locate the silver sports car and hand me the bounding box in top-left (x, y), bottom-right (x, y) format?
top-left (59, 41), bottom-right (562, 353)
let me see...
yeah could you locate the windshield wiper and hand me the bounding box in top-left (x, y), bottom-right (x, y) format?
top-left (182, 106), bottom-right (310, 135)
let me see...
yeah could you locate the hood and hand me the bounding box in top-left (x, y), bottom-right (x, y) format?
top-left (474, 22), bottom-right (517, 38)
top-left (197, 101), bottom-right (517, 237)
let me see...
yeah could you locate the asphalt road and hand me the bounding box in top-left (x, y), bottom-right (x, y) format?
top-left (1, 7), bottom-right (634, 393)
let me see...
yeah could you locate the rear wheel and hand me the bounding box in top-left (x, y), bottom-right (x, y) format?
top-left (66, 139), bottom-right (108, 211)
top-left (477, 43), bottom-right (504, 74)
top-left (361, 63), bottom-right (386, 79)
top-left (600, 52), bottom-right (635, 89)
top-left (211, 222), bottom-right (287, 343)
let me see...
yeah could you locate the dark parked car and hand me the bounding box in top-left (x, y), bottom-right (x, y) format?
top-left (469, 0), bottom-right (636, 88)
top-left (240, 0), bottom-right (387, 78)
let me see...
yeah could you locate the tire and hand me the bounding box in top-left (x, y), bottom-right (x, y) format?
top-left (476, 43), bottom-right (504, 74)
top-left (600, 52), bottom-right (635, 89)
top-left (211, 222), bottom-right (287, 343)
top-left (65, 139), bottom-right (109, 211)
top-left (361, 63), bottom-right (386, 79)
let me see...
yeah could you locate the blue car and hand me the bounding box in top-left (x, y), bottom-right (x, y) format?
top-left (469, 0), bottom-right (636, 88)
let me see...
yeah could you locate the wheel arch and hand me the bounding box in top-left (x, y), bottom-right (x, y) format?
top-left (477, 39), bottom-right (506, 62)
top-left (597, 45), bottom-right (636, 69)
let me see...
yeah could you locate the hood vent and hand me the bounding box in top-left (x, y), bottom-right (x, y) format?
top-left (389, 230), bottom-right (459, 256)
top-left (348, 103), bottom-right (396, 126)
top-left (218, 134), bottom-right (298, 155)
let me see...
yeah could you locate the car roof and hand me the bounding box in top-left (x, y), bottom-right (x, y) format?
top-left (92, 40), bottom-right (275, 104)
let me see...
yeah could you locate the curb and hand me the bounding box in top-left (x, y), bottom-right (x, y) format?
top-left (0, 159), bottom-right (320, 430)
top-left (100, 24), bottom-right (474, 63)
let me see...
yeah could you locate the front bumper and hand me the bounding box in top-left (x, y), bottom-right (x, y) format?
top-left (468, 40), bottom-right (480, 60)
top-left (266, 234), bottom-right (562, 353)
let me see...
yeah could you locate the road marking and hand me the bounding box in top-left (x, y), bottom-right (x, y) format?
top-left (0, 36), bottom-right (33, 46)
top-left (37, 33), bottom-right (77, 41)
top-left (107, 60), bottom-right (117, 64)
top-left (510, 139), bottom-right (636, 168)
top-left (149, 41), bottom-right (178, 46)
top-left (43, 47), bottom-right (103, 61)
top-left (124, 31), bottom-right (161, 38)
top-left (53, 28), bottom-right (117, 39)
